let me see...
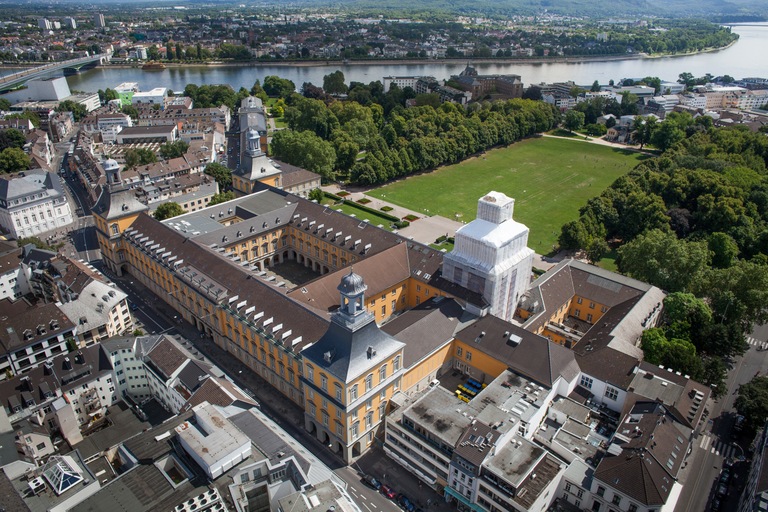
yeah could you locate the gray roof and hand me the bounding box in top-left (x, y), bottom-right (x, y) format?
top-left (301, 316), bottom-right (404, 383)
top-left (382, 297), bottom-right (475, 368)
top-left (400, 387), bottom-right (473, 446)
top-left (0, 170), bottom-right (64, 203)
top-left (92, 186), bottom-right (149, 221)
top-left (57, 280), bottom-right (127, 334)
top-left (455, 315), bottom-right (579, 388)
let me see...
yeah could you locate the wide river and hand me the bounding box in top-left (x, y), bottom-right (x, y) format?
top-left (3, 23), bottom-right (768, 101)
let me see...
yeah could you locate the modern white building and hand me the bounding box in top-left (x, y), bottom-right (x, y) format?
top-left (131, 87), bottom-right (169, 107)
top-left (26, 77), bottom-right (71, 102)
top-left (0, 170), bottom-right (74, 239)
top-left (94, 13), bottom-right (105, 28)
top-left (443, 192), bottom-right (534, 321)
top-left (62, 17), bottom-right (77, 29)
top-left (0, 243), bottom-right (25, 301)
top-left (37, 18), bottom-right (52, 30)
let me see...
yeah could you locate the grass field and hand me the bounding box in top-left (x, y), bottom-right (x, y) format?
top-left (368, 137), bottom-right (651, 254)
top-left (321, 199), bottom-right (395, 231)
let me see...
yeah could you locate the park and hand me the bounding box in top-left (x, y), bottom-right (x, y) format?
top-left (367, 136), bottom-right (650, 254)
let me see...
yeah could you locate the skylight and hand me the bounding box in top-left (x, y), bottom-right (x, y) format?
top-left (42, 455), bottom-right (84, 495)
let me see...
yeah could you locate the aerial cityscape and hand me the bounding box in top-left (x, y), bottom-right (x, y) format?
top-left (1, 2), bottom-right (768, 512)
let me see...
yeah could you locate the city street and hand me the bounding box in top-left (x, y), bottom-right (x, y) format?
top-left (675, 328), bottom-right (768, 512)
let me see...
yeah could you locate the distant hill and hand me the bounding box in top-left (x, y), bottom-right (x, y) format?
top-left (290, 0), bottom-right (768, 19)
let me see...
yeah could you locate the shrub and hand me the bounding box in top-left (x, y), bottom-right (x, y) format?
top-left (403, 214), bottom-right (419, 222)
top-left (357, 198), bottom-right (371, 205)
top-left (393, 220), bottom-right (410, 229)
top-left (337, 191), bottom-right (350, 197)
top-left (381, 206), bottom-right (394, 212)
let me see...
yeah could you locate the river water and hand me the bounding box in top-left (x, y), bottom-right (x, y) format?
top-left (3, 23), bottom-right (767, 101)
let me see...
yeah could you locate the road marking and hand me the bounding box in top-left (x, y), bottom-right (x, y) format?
top-left (370, 503), bottom-right (377, 509)
top-left (360, 494), bottom-right (367, 500)
top-left (700, 434), bottom-right (712, 450)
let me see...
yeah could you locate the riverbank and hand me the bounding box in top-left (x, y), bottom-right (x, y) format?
top-left (0, 43), bottom-right (737, 71)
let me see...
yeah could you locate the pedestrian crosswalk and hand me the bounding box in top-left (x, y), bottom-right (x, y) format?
top-left (699, 433), bottom-right (739, 459)
top-left (747, 336), bottom-right (767, 350)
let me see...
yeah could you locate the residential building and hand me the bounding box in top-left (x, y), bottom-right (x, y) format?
top-left (0, 241), bottom-right (24, 301)
top-left (94, 13), bottom-right (105, 28)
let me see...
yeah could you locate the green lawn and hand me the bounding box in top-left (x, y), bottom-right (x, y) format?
top-left (321, 199), bottom-right (395, 231)
top-left (368, 137), bottom-right (650, 254)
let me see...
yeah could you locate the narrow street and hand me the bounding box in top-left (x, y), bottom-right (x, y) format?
top-left (675, 329), bottom-right (768, 512)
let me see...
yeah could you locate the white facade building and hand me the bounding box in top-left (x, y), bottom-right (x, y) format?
top-left (0, 170), bottom-right (74, 239)
top-left (131, 87), bottom-right (169, 106)
top-left (443, 192), bottom-right (534, 321)
top-left (26, 77), bottom-right (71, 102)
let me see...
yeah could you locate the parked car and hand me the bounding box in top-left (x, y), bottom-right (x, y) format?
top-left (733, 415), bottom-right (746, 434)
top-left (362, 474), bottom-right (381, 490)
top-left (719, 467), bottom-right (731, 485)
top-left (711, 497), bottom-right (722, 511)
top-left (397, 494), bottom-right (416, 512)
top-left (380, 484), bottom-right (397, 499)
top-left (716, 482), bottom-right (728, 498)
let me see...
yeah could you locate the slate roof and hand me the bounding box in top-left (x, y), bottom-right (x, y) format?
top-left (289, 244), bottom-right (411, 314)
top-left (144, 335), bottom-right (188, 380)
top-left (595, 401), bottom-right (689, 506)
top-left (91, 185), bottom-right (148, 220)
top-left (455, 315), bottom-right (579, 388)
top-left (124, 213), bottom-right (329, 353)
top-left (0, 299), bottom-right (75, 353)
top-left (181, 376), bottom-right (257, 412)
top-left (277, 160), bottom-right (321, 189)
top-left (382, 296), bottom-right (475, 368)
top-left (301, 315), bottom-right (404, 383)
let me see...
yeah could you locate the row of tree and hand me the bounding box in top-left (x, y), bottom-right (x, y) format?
top-left (273, 87), bottom-right (560, 184)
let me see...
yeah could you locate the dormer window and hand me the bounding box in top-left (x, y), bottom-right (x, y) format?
top-left (23, 330), bottom-right (33, 340)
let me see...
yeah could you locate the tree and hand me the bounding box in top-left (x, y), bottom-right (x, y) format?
top-left (651, 120), bottom-right (685, 151)
top-left (17, 236), bottom-right (54, 250)
top-left (5, 111), bottom-right (40, 128)
top-left (736, 376), bottom-right (768, 432)
top-left (0, 98), bottom-right (10, 110)
top-left (0, 128), bottom-right (26, 151)
top-left (522, 86), bottom-right (542, 101)
top-left (159, 140), bottom-right (189, 160)
top-left (154, 202), bottom-right (184, 220)
top-left (631, 116), bottom-right (656, 149)
top-left (208, 191), bottom-right (236, 206)
top-left (323, 70), bottom-right (348, 95)
top-left (263, 75), bottom-right (296, 98)
top-left (708, 232), bottom-right (739, 268)
top-left (249, 80), bottom-right (268, 102)
top-left (0, 147), bottom-right (30, 174)
top-left (122, 104), bottom-right (139, 121)
top-left (270, 130), bottom-right (336, 180)
top-left (678, 72), bottom-right (695, 88)
top-left (204, 162), bottom-right (232, 189)
top-left (124, 148), bottom-right (157, 169)
top-left (563, 110), bottom-right (585, 133)
top-left (56, 100), bottom-right (87, 121)
top-left (590, 80), bottom-right (601, 92)
top-left (617, 229), bottom-right (710, 293)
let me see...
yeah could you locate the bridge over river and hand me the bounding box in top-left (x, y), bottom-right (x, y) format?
top-left (0, 53), bottom-right (110, 93)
